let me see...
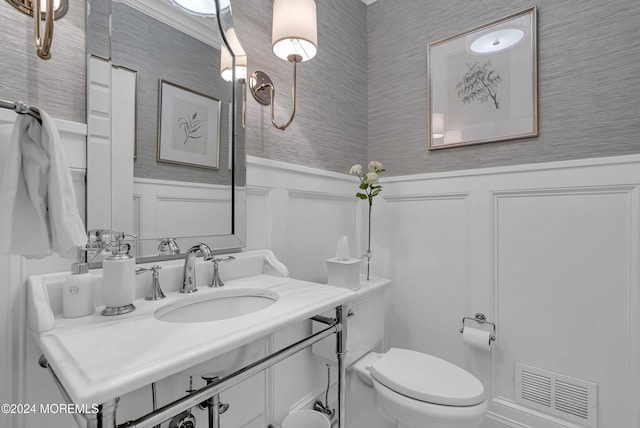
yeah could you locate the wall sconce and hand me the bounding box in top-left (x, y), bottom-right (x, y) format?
top-left (249, 0), bottom-right (317, 131)
top-left (5, 0), bottom-right (69, 59)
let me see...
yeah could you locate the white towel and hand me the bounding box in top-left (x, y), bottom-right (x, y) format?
top-left (0, 110), bottom-right (86, 258)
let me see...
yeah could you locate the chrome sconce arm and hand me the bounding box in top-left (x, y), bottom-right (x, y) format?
top-left (250, 57), bottom-right (300, 131)
top-left (32, 0), bottom-right (53, 59)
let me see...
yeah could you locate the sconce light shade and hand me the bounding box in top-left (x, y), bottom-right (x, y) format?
top-left (221, 28), bottom-right (247, 82)
top-left (170, 0), bottom-right (230, 16)
top-left (272, 0), bottom-right (317, 62)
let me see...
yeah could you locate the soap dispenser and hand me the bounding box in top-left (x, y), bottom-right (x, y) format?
top-left (101, 235), bottom-right (136, 316)
top-left (63, 247), bottom-right (95, 318)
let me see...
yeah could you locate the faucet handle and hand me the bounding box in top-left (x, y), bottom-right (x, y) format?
top-left (137, 265), bottom-right (165, 301)
top-left (209, 256), bottom-right (236, 288)
top-left (158, 238), bottom-right (180, 255)
top-left (213, 255), bottom-right (235, 264)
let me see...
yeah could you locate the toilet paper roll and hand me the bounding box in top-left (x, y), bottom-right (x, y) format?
top-left (462, 327), bottom-right (492, 351)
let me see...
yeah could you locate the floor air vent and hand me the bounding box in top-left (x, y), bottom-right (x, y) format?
top-left (515, 363), bottom-right (597, 427)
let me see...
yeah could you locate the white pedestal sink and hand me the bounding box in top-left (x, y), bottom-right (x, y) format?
top-left (154, 288), bottom-right (278, 323)
top-left (154, 288), bottom-right (279, 376)
top-left (26, 249), bottom-right (355, 406)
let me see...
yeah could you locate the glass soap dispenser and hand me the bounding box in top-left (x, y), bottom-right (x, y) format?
top-left (101, 235), bottom-right (136, 316)
top-left (63, 247), bottom-right (95, 318)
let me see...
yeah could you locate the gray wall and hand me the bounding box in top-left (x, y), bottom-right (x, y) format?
top-left (111, 3), bottom-right (232, 185)
top-left (234, 0), bottom-right (369, 174)
top-left (6, 1), bottom-right (635, 179)
top-left (0, 1), bottom-right (85, 123)
top-left (368, 0), bottom-right (640, 175)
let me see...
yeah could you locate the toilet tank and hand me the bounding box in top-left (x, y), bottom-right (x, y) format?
top-left (312, 279), bottom-right (391, 367)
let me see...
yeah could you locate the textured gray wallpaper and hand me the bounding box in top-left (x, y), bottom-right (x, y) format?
top-left (111, 3), bottom-right (232, 185)
top-left (367, 0), bottom-right (640, 175)
top-left (233, 0), bottom-right (369, 174)
top-left (0, 1), bottom-right (85, 122)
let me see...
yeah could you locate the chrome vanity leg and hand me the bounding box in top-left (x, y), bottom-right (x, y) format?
top-left (39, 355), bottom-right (119, 428)
top-left (85, 398), bottom-right (119, 428)
top-left (201, 374), bottom-right (229, 428)
top-left (336, 304), bottom-right (348, 428)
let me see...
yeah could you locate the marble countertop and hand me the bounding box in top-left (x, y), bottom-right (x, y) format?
top-left (27, 250), bottom-right (356, 405)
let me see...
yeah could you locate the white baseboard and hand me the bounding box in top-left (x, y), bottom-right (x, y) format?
top-left (486, 398), bottom-right (588, 428)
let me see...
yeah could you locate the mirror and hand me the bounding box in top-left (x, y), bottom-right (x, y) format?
top-left (86, 0), bottom-right (246, 263)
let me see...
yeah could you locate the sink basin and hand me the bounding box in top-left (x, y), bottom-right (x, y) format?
top-left (154, 288), bottom-right (278, 375)
top-left (155, 288), bottom-right (279, 323)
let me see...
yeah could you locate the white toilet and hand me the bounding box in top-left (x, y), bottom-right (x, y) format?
top-left (352, 349), bottom-right (487, 428)
top-left (313, 280), bottom-right (488, 428)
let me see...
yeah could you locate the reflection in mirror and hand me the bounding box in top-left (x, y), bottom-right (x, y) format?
top-left (86, 0), bottom-right (246, 265)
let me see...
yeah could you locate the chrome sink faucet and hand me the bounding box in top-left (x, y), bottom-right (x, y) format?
top-left (181, 243), bottom-right (213, 293)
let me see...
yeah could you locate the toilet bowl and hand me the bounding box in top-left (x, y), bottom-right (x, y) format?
top-left (352, 349), bottom-right (487, 428)
top-left (312, 280), bottom-right (488, 428)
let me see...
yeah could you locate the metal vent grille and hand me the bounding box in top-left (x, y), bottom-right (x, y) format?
top-left (516, 363), bottom-right (597, 428)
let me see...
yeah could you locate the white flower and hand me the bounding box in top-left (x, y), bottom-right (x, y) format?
top-left (365, 172), bottom-right (379, 184)
top-left (368, 161), bottom-right (383, 173)
top-left (349, 164), bottom-right (362, 175)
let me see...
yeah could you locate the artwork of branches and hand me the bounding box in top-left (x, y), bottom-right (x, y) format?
top-left (178, 112), bottom-right (203, 145)
top-left (456, 60), bottom-right (502, 109)
top-left (158, 79), bottom-right (220, 168)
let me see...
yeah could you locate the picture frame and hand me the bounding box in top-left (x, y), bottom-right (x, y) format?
top-left (157, 80), bottom-right (221, 169)
top-left (427, 7), bottom-right (537, 150)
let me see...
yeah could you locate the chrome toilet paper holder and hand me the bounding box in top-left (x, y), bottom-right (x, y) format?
top-left (460, 313), bottom-right (496, 342)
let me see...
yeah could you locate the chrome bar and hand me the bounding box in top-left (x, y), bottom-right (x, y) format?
top-left (118, 322), bottom-right (339, 428)
top-left (336, 305), bottom-right (348, 428)
top-left (0, 98), bottom-right (42, 123)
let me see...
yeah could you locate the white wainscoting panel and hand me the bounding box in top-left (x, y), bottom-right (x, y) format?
top-left (381, 194), bottom-right (470, 368)
top-left (134, 177), bottom-right (232, 238)
top-left (245, 157), bottom-right (364, 425)
top-left (493, 186), bottom-right (637, 427)
top-left (287, 191), bottom-right (359, 283)
top-left (246, 156), bottom-right (364, 282)
top-left (378, 155), bottom-right (640, 428)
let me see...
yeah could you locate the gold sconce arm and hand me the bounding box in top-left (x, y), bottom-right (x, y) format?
top-left (32, 0), bottom-right (54, 60)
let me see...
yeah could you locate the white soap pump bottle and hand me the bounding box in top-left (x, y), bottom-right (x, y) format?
top-left (63, 247), bottom-right (95, 318)
top-left (101, 235), bottom-right (136, 316)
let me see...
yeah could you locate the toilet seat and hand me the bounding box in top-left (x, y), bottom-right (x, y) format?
top-left (369, 348), bottom-right (484, 406)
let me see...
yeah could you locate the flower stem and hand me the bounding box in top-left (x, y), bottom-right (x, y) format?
top-left (367, 199), bottom-right (372, 280)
